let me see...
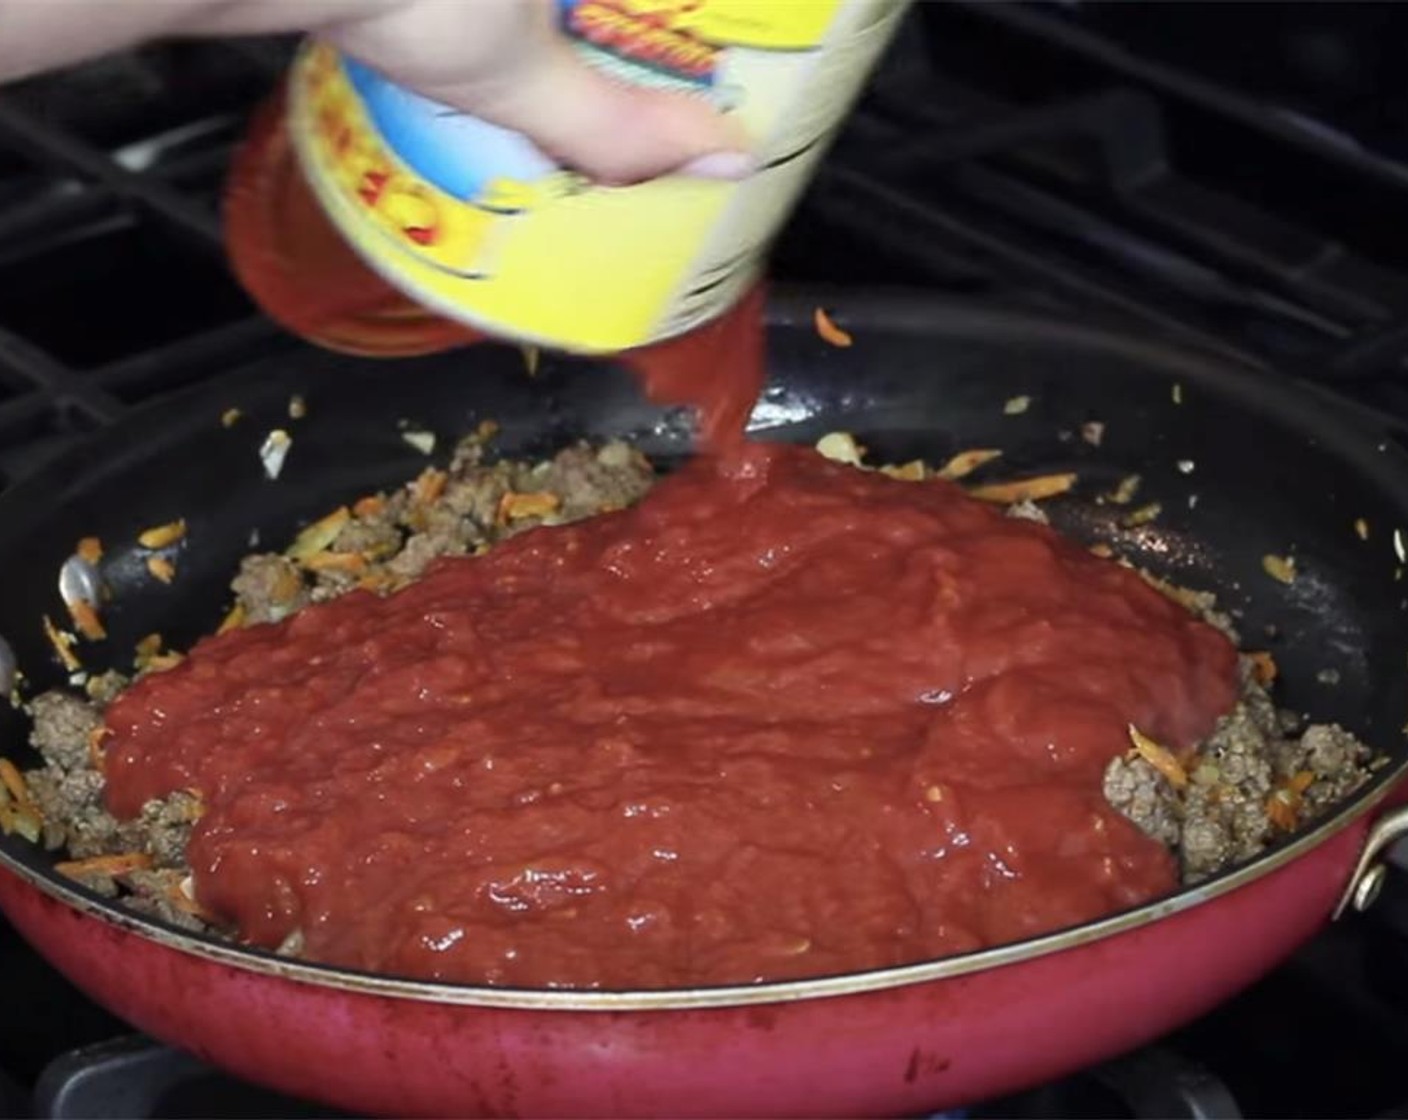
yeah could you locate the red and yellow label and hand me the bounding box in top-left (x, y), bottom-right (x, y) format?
top-left (568, 0), bottom-right (721, 81)
top-left (289, 0), bottom-right (909, 352)
top-left (300, 45), bottom-right (528, 277)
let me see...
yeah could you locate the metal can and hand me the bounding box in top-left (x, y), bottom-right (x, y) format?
top-left (287, 0), bottom-right (910, 354)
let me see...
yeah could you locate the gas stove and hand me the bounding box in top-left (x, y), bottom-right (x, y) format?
top-left (5, 4), bottom-right (1408, 1117)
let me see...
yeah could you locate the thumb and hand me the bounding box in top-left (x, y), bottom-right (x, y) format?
top-left (478, 39), bottom-right (754, 186)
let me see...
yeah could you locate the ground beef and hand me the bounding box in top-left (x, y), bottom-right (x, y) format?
top-left (121, 870), bottom-right (209, 932)
top-left (28, 691), bottom-right (100, 773)
top-left (6, 430), bottom-right (1383, 949)
top-left (1102, 755), bottom-right (1181, 849)
top-left (27, 692), bottom-right (200, 865)
top-left (123, 792), bottom-right (202, 868)
top-left (385, 529), bottom-right (469, 582)
top-left (1175, 681), bottom-right (1280, 881)
top-left (540, 441), bottom-right (653, 520)
top-left (231, 554), bottom-right (309, 623)
top-left (303, 438), bottom-right (655, 598)
top-left (25, 767), bottom-right (109, 855)
top-left (1102, 651), bottom-right (1376, 883)
top-left (1294, 724), bottom-right (1373, 813)
top-left (331, 515), bottom-right (401, 560)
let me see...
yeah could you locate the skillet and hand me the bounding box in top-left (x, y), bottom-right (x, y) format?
top-left (0, 289), bottom-right (1405, 1117)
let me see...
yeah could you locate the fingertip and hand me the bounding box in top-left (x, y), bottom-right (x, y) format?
top-left (677, 151), bottom-right (757, 181)
top-left (487, 41), bottom-right (754, 185)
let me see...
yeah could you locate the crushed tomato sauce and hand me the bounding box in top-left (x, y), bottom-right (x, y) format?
top-left (102, 444), bottom-right (1237, 989)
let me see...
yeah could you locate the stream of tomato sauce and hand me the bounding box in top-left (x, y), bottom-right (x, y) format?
top-left (110, 102), bottom-right (1245, 989)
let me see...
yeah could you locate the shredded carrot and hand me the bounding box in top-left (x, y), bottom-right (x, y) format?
top-left (1262, 554), bottom-right (1296, 585)
top-left (1108, 474), bottom-right (1141, 505)
top-left (352, 494), bottom-right (386, 519)
top-left (1127, 724), bottom-right (1188, 789)
top-left (937, 449), bottom-right (1002, 481)
top-left (54, 852), bottom-right (152, 879)
top-left (132, 634), bottom-right (181, 673)
top-left (66, 599), bottom-right (106, 642)
top-left (1248, 651), bottom-right (1278, 686)
top-left (357, 572), bottom-right (397, 595)
top-left (813, 307), bottom-right (853, 348)
top-left (968, 473), bottom-right (1077, 505)
top-left (164, 880), bottom-right (213, 919)
top-left (497, 491), bottom-right (562, 524)
top-left (412, 468), bottom-right (448, 506)
top-left (269, 564), bottom-right (306, 606)
top-left (0, 798), bottom-right (37, 842)
top-left (0, 758), bottom-right (36, 815)
top-left (87, 726), bottom-right (108, 771)
top-left (137, 519), bottom-right (187, 549)
top-left (302, 551), bottom-right (369, 575)
top-left (1122, 502), bottom-right (1162, 528)
top-left (361, 538), bottom-right (399, 564)
top-left (134, 632), bottom-right (163, 665)
top-left (1266, 789), bottom-right (1299, 831)
top-left (76, 536), bottom-right (103, 565)
top-left (879, 461), bottom-right (927, 482)
top-left (286, 507), bottom-right (351, 560)
top-left (1267, 771), bottom-right (1316, 831)
top-left (474, 419), bottom-right (500, 443)
top-left (815, 432), bottom-right (864, 466)
top-left (216, 603), bottom-right (247, 634)
top-left (42, 615), bottom-right (81, 672)
top-left (146, 556), bottom-right (176, 584)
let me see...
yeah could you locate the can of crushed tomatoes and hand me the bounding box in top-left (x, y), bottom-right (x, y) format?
top-left (286, 0), bottom-right (910, 354)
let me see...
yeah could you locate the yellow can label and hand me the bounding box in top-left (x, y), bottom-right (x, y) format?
top-left (289, 0), bottom-right (909, 353)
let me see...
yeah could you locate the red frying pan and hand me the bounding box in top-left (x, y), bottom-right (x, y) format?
top-left (1, 293), bottom-right (1405, 1116)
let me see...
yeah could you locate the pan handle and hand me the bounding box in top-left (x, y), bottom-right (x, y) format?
top-left (1333, 804), bottom-right (1408, 919)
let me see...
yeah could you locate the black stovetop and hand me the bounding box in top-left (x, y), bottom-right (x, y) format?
top-left (5, 4), bottom-right (1408, 1117)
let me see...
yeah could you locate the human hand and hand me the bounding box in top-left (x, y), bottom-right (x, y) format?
top-left (321, 0), bottom-right (754, 185)
top-left (0, 0), bottom-right (753, 185)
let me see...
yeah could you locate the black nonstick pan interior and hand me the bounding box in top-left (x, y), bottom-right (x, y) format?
top-left (1, 289), bottom-right (1406, 907)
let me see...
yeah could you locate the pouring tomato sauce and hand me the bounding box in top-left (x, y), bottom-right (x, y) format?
top-left (223, 85), bottom-right (766, 452)
top-left (121, 89), bottom-right (1248, 988)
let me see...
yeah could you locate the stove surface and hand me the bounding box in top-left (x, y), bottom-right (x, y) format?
top-left (3, 5), bottom-right (1408, 1117)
